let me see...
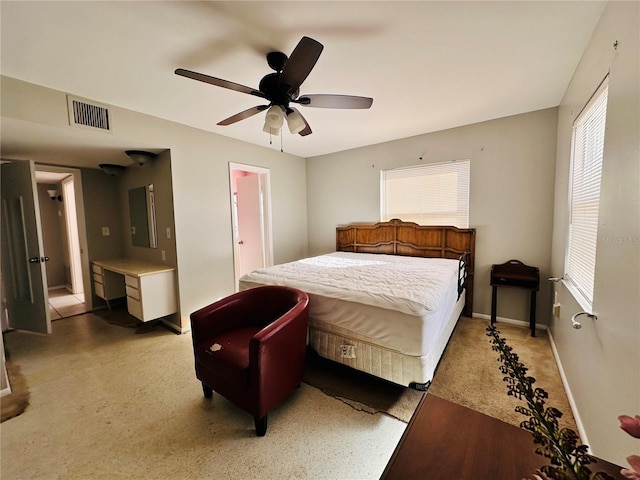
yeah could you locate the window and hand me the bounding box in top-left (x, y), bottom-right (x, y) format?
top-left (565, 77), bottom-right (608, 309)
top-left (380, 160), bottom-right (470, 228)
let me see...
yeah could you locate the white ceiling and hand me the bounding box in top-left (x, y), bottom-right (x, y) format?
top-left (1, 1), bottom-right (606, 167)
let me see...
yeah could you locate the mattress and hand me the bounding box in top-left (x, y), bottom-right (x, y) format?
top-left (239, 252), bottom-right (462, 357)
top-left (309, 292), bottom-right (465, 386)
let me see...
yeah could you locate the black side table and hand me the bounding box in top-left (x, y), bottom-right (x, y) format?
top-left (490, 260), bottom-right (540, 337)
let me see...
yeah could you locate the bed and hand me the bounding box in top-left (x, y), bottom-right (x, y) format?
top-left (239, 219), bottom-right (476, 390)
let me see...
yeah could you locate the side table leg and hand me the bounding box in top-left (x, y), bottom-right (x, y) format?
top-left (491, 286), bottom-right (497, 325)
top-left (530, 290), bottom-right (537, 337)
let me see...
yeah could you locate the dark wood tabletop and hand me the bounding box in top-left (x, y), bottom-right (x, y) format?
top-left (381, 393), bottom-right (624, 480)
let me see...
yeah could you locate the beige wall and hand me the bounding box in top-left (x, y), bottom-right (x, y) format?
top-left (0, 77), bottom-right (309, 331)
top-left (549, 1), bottom-right (639, 465)
top-left (37, 183), bottom-right (66, 287)
top-left (306, 108), bottom-right (558, 323)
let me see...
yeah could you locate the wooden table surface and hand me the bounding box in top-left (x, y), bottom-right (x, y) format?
top-left (381, 393), bottom-right (624, 480)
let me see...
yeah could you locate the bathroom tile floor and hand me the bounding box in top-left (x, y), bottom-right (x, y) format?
top-left (48, 289), bottom-right (88, 320)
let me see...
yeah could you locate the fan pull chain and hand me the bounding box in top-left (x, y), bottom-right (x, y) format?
top-left (280, 132), bottom-right (283, 152)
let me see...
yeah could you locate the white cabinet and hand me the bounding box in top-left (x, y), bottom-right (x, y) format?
top-left (92, 259), bottom-right (177, 322)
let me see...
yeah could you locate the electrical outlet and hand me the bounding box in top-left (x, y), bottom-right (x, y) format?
top-left (552, 303), bottom-right (561, 317)
top-left (101, 227), bottom-right (110, 236)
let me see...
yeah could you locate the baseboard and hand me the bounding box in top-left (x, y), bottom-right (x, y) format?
top-left (1, 386), bottom-right (12, 397)
top-left (547, 329), bottom-right (589, 445)
top-left (472, 312), bottom-right (548, 331)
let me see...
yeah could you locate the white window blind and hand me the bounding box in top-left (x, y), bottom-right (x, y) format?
top-left (565, 78), bottom-right (608, 307)
top-left (381, 160), bottom-right (470, 228)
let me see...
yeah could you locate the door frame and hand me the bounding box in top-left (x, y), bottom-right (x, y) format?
top-left (60, 176), bottom-right (84, 295)
top-left (228, 162), bottom-right (273, 291)
top-left (36, 165), bottom-right (92, 310)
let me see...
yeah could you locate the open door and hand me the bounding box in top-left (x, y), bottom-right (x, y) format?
top-left (1, 160), bottom-right (51, 334)
top-left (229, 163), bottom-right (273, 290)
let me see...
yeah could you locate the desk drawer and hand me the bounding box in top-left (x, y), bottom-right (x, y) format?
top-left (95, 282), bottom-right (105, 299)
top-left (127, 296), bottom-right (143, 320)
top-left (125, 275), bottom-right (139, 288)
top-left (93, 273), bottom-right (103, 284)
top-left (92, 264), bottom-right (103, 274)
top-left (126, 285), bottom-right (140, 300)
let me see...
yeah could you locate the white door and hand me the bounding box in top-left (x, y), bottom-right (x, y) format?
top-left (0, 160), bottom-right (51, 333)
top-left (236, 174), bottom-right (264, 277)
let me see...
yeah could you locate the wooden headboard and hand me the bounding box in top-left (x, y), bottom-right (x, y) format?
top-left (336, 219), bottom-right (476, 317)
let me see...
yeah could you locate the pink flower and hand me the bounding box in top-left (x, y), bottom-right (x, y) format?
top-left (621, 455), bottom-right (640, 479)
top-left (620, 415), bottom-right (640, 438)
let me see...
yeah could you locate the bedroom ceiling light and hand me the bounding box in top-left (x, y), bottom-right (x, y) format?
top-left (99, 163), bottom-right (126, 176)
top-left (125, 150), bottom-right (156, 166)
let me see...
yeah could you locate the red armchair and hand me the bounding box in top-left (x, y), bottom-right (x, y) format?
top-left (190, 285), bottom-right (309, 436)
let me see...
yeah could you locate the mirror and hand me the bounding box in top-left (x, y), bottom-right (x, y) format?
top-left (129, 184), bottom-right (158, 248)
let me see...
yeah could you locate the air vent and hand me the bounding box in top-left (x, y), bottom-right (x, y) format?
top-left (67, 96), bottom-right (112, 132)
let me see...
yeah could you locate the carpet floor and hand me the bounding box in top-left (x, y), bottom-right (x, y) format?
top-left (1, 311), bottom-right (576, 479)
top-left (304, 316), bottom-right (578, 433)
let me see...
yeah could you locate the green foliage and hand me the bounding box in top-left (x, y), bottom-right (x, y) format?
top-left (486, 326), bottom-right (615, 480)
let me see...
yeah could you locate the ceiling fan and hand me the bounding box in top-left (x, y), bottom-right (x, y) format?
top-left (175, 36), bottom-right (373, 137)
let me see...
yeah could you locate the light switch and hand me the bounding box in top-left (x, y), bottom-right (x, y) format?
top-left (166, 227), bottom-right (171, 239)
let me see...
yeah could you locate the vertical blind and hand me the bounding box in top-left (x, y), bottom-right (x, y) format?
top-left (566, 78), bottom-right (608, 306)
top-left (380, 160), bottom-right (470, 228)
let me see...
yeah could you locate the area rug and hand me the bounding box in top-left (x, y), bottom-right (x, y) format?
top-left (303, 317), bottom-right (578, 432)
top-left (1, 361), bottom-right (30, 422)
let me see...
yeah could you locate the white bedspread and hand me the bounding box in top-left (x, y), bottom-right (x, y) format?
top-left (239, 252), bottom-right (460, 316)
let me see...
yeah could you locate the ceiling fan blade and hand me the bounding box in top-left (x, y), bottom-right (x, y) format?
top-left (217, 105), bottom-right (269, 126)
top-left (278, 37), bottom-right (323, 92)
top-left (288, 107), bottom-right (312, 136)
top-left (175, 68), bottom-right (268, 99)
top-left (296, 94), bottom-right (373, 109)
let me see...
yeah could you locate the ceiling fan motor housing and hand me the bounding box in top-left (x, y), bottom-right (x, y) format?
top-left (258, 72), bottom-right (299, 106)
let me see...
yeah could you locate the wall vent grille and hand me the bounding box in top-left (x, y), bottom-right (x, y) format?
top-left (67, 96), bottom-right (112, 132)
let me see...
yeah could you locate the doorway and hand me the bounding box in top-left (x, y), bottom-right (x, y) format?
top-left (228, 163), bottom-right (273, 290)
top-left (35, 165), bottom-right (91, 319)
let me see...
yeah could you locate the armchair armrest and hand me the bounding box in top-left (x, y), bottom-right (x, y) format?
top-left (250, 298), bottom-right (309, 413)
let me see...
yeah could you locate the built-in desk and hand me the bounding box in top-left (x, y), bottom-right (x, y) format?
top-left (92, 259), bottom-right (177, 322)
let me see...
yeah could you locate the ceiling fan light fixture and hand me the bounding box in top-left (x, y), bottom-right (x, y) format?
top-left (286, 110), bottom-right (306, 134)
top-left (264, 105), bottom-right (284, 130)
top-left (262, 122), bottom-right (280, 136)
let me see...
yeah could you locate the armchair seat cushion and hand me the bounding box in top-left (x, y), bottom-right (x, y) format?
top-left (196, 326), bottom-right (262, 384)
